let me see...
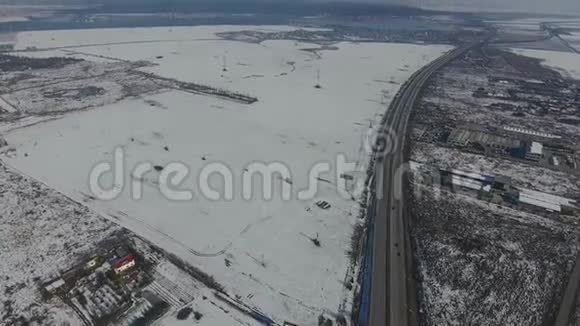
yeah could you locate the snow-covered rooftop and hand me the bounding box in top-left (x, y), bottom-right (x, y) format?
top-left (518, 187), bottom-right (577, 213)
top-left (452, 175), bottom-right (483, 191)
top-left (519, 193), bottom-right (562, 212)
top-left (530, 142), bottom-right (543, 155)
top-left (503, 126), bottom-right (561, 139)
top-left (519, 188), bottom-right (577, 208)
top-left (451, 169), bottom-right (489, 182)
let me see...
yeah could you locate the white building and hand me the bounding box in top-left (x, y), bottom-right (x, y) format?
top-left (519, 188), bottom-right (578, 213)
top-left (526, 141), bottom-right (544, 161)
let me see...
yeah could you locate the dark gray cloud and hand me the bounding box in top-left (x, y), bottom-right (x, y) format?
top-left (401, 0), bottom-right (580, 14)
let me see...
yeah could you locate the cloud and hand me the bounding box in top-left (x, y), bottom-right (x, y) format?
top-left (374, 0), bottom-right (580, 15)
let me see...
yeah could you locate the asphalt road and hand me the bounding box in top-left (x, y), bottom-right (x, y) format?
top-left (554, 253), bottom-right (580, 326)
top-left (368, 42), bottom-right (479, 326)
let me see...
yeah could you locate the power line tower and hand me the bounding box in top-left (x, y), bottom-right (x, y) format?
top-left (314, 69), bottom-right (322, 89)
top-left (222, 54), bottom-right (228, 72)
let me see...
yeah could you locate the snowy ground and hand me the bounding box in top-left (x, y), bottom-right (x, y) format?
top-left (560, 31), bottom-right (580, 52)
top-left (0, 55), bottom-right (165, 115)
top-left (121, 236), bottom-right (265, 326)
top-left (12, 25), bottom-right (323, 50)
top-left (0, 162), bottom-right (263, 326)
top-left (490, 20), bottom-right (548, 43)
top-left (0, 161), bottom-right (119, 325)
top-left (412, 189), bottom-right (579, 325)
top-left (510, 48), bottom-right (580, 79)
top-left (0, 25), bottom-right (452, 325)
top-left (409, 30), bottom-right (580, 325)
top-left (415, 46), bottom-right (580, 141)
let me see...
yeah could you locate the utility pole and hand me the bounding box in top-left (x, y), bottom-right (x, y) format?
top-left (314, 69), bottom-right (322, 89)
top-left (222, 54), bottom-right (228, 72)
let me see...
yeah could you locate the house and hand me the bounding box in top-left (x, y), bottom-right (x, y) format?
top-left (113, 254), bottom-right (136, 274)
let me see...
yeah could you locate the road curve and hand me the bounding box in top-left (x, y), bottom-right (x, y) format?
top-left (367, 42), bottom-right (479, 326)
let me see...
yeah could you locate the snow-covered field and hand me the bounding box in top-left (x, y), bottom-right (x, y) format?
top-left (490, 20), bottom-right (547, 40)
top-left (1, 26), bottom-right (452, 324)
top-left (12, 25), bottom-right (324, 50)
top-left (561, 31), bottom-right (580, 52)
top-left (510, 48), bottom-right (580, 79)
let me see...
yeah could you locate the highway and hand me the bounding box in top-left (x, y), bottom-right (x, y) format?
top-left (367, 42), bottom-right (479, 326)
top-left (554, 252), bottom-right (580, 326)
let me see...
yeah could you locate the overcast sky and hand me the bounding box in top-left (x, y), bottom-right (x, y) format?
top-left (1, 0), bottom-right (579, 15)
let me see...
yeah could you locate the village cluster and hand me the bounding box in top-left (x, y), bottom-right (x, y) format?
top-left (41, 240), bottom-right (170, 325)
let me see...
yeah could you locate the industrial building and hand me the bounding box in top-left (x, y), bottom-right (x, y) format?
top-left (503, 126), bottom-right (562, 140)
top-left (447, 128), bottom-right (522, 154)
top-left (412, 162), bottom-right (579, 215)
